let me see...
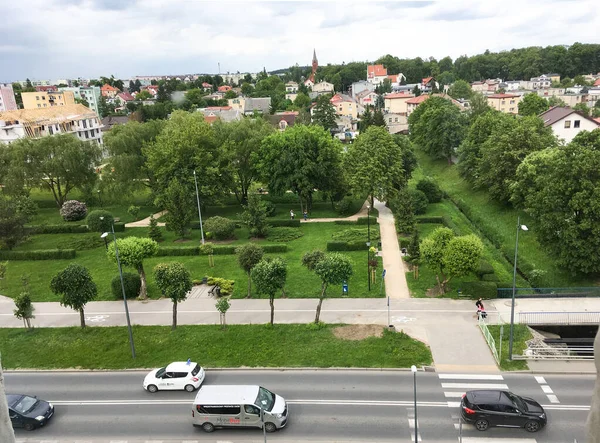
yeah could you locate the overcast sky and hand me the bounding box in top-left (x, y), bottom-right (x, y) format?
top-left (1, 0), bottom-right (599, 82)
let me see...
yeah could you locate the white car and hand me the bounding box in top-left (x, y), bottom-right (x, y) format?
top-left (143, 361), bottom-right (205, 393)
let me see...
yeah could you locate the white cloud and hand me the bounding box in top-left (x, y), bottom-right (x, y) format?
top-left (1, 0), bottom-right (598, 81)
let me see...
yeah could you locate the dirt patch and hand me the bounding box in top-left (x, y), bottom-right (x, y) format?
top-left (425, 285), bottom-right (444, 298)
top-left (332, 324), bottom-right (384, 341)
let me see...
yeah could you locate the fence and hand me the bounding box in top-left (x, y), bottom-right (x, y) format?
top-left (497, 287), bottom-right (600, 299)
top-left (513, 344), bottom-right (594, 360)
top-left (519, 311), bottom-right (600, 326)
top-left (478, 317), bottom-right (500, 364)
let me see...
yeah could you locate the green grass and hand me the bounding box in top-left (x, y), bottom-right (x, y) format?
top-left (0, 324), bottom-right (432, 370)
top-left (2, 222), bottom-right (382, 302)
top-left (414, 151), bottom-right (596, 287)
top-left (488, 324), bottom-right (531, 371)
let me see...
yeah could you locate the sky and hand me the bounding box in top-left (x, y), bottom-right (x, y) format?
top-left (1, 0), bottom-right (599, 82)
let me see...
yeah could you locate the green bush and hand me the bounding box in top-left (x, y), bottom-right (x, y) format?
top-left (57, 234), bottom-right (104, 250)
top-left (206, 277), bottom-right (235, 296)
top-left (156, 246), bottom-right (199, 256)
top-left (335, 196), bottom-right (355, 216)
top-left (113, 222), bottom-right (125, 232)
top-left (458, 281), bottom-right (498, 299)
top-left (416, 216), bottom-right (444, 224)
top-left (416, 177), bottom-right (443, 203)
top-left (203, 216), bottom-right (236, 240)
top-left (482, 273), bottom-right (500, 282)
top-left (263, 245), bottom-right (288, 253)
top-left (26, 224), bottom-right (89, 234)
top-left (332, 228), bottom-right (380, 243)
top-left (87, 210), bottom-right (114, 233)
top-left (268, 219), bottom-right (301, 228)
top-left (409, 189), bottom-right (429, 215)
top-left (0, 249), bottom-right (76, 260)
top-left (476, 260), bottom-right (495, 278)
top-left (264, 201), bottom-right (276, 217)
top-left (127, 205), bottom-right (141, 219)
top-left (60, 200), bottom-right (88, 221)
top-left (326, 241), bottom-right (368, 251)
top-left (267, 227), bottom-right (304, 242)
top-left (356, 216), bottom-right (378, 225)
top-left (111, 272), bottom-right (141, 299)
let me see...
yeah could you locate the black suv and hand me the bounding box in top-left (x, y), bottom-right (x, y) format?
top-left (460, 390), bottom-right (546, 433)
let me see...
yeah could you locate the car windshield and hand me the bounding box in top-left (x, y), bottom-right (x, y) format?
top-left (155, 367), bottom-right (166, 378)
top-left (12, 396), bottom-right (38, 414)
top-left (191, 364), bottom-right (200, 376)
top-left (507, 392), bottom-right (527, 411)
top-left (255, 387), bottom-right (276, 412)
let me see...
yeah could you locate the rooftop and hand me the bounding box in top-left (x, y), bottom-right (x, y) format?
top-left (0, 103), bottom-right (98, 123)
top-left (487, 93), bottom-right (519, 99)
top-left (193, 385), bottom-right (259, 405)
top-left (368, 64), bottom-right (387, 78)
top-left (539, 106), bottom-right (600, 127)
top-left (385, 92), bottom-right (415, 99)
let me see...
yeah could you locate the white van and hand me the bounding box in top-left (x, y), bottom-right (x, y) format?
top-left (192, 385), bottom-right (288, 433)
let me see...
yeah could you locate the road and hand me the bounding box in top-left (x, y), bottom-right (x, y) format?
top-left (4, 370), bottom-right (592, 443)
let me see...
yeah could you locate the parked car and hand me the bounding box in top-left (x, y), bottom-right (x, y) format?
top-left (143, 361), bottom-right (205, 393)
top-left (7, 394), bottom-right (54, 431)
top-left (461, 390), bottom-right (546, 432)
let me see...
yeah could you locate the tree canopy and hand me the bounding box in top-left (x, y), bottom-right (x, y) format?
top-left (518, 93), bottom-right (549, 116)
top-left (252, 257), bottom-right (287, 325)
top-left (107, 237), bottom-right (158, 300)
top-left (312, 94), bottom-right (337, 131)
top-left (50, 263), bottom-right (97, 328)
top-left (154, 262), bottom-right (193, 330)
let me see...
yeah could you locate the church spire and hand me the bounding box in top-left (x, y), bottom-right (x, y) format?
top-left (312, 48), bottom-right (318, 65)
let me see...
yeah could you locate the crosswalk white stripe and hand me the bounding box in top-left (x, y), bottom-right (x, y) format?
top-left (547, 394), bottom-right (560, 403)
top-left (454, 422), bottom-right (475, 430)
top-left (541, 385), bottom-right (554, 394)
top-left (534, 376), bottom-right (546, 384)
top-left (409, 432), bottom-right (423, 442)
top-left (441, 382), bottom-right (509, 389)
top-left (447, 401), bottom-right (461, 408)
top-left (439, 374), bottom-right (504, 380)
top-left (460, 438), bottom-right (537, 443)
top-left (444, 392), bottom-right (465, 397)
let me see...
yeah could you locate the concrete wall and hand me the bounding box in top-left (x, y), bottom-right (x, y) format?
top-left (586, 328), bottom-right (600, 441)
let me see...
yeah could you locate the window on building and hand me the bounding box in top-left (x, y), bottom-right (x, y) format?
top-left (501, 100), bottom-right (506, 105)
top-left (564, 120), bottom-right (571, 128)
top-left (574, 120), bottom-right (580, 128)
top-left (37, 104), bottom-right (41, 108)
top-left (85, 131), bottom-right (89, 139)
top-left (36, 96), bottom-right (39, 100)
top-left (83, 120), bottom-right (87, 128)
top-left (509, 108), bottom-right (514, 112)
top-left (395, 118), bottom-right (398, 122)
top-left (510, 100), bottom-right (515, 104)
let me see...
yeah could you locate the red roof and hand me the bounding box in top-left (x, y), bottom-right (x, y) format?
top-left (387, 74), bottom-right (398, 83)
top-left (368, 64), bottom-right (387, 78)
top-left (407, 95), bottom-right (430, 105)
top-left (594, 78), bottom-right (600, 87)
top-left (36, 85), bottom-right (57, 92)
top-left (422, 77), bottom-right (433, 86)
top-left (117, 92), bottom-right (134, 101)
top-left (487, 93), bottom-right (519, 99)
top-left (205, 115), bottom-right (219, 124)
top-left (147, 85), bottom-right (158, 90)
top-left (101, 84), bottom-right (119, 91)
top-left (385, 93), bottom-right (415, 99)
top-left (202, 82), bottom-right (212, 88)
top-left (218, 85), bottom-right (232, 92)
top-left (205, 106), bottom-right (232, 111)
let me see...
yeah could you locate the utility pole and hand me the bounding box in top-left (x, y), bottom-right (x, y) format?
top-left (0, 355), bottom-right (17, 443)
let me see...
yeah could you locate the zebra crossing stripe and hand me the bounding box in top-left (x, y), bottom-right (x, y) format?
top-left (444, 391), bottom-right (465, 398)
top-left (534, 376), bottom-right (546, 384)
top-left (441, 382), bottom-right (509, 390)
top-left (439, 374), bottom-right (504, 380)
top-left (459, 438), bottom-right (538, 442)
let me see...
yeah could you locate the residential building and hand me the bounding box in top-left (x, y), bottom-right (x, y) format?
top-left (386, 74), bottom-right (406, 87)
top-left (355, 90), bottom-right (379, 107)
top-left (557, 94), bottom-right (587, 108)
top-left (504, 81), bottom-right (522, 91)
top-left (539, 106), bottom-right (600, 143)
top-left (59, 86), bottom-right (101, 114)
top-left (0, 84), bottom-right (18, 111)
top-left (530, 74), bottom-right (553, 89)
top-left (101, 84), bottom-right (120, 98)
top-left (367, 64), bottom-right (388, 85)
top-left (268, 111), bottom-right (299, 131)
top-left (537, 88), bottom-right (567, 97)
top-left (384, 113), bottom-right (408, 134)
top-left (146, 85), bottom-right (159, 97)
top-left (313, 81), bottom-right (334, 94)
top-left (384, 92), bottom-right (415, 115)
top-left (35, 85), bottom-right (58, 92)
top-left (218, 85), bottom-right (232, 93)
top-left (227, 97), bottom-right (271, 114)
top-left (486, 93), bottom-right (521, 114)
top-left (594, 78), bottom-right (600, 87)
top-left (546, 73), bottom-right (561, 84)
top-left (0, 104), bottom-right (103, 145)
top-left (101, 115), bottom-right (129, 132)
top-left (406, 93), bottom-right (462, 117)
top-left (420, 77), bottom-right (440, 92)
top-left (351, 80), bottom-right (375, 98)
top-left (17, 79), bottom-right (50, 87)
top-left (202, 82), bottom-right (212, 92)
top-left (197, 106), bottom-right (241, 124)
top-left (330, 93), bottom-right (360, 119)
top-left (285, 82), bottom-right (298, 93)
top-left (115, 92), bottom-right (135, 107)
top-left (21, 90), bottom-right (75, 109)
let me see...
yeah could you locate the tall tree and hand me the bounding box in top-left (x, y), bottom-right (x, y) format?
top-left (50, 264), bottom-right (97, 328)
top-left (372, 109), bottom-right (386, 127)
top-left (312, 253), bottom-right (353, 323)
top-left (448, 79), bottom-right (472, 100)
top-left (0, 196), bottom-right (30, 250)
top-left (251, 257), bottom-right (287, 325)
top-left (236, 243), bottom-right (264, 298)
top-left (360, 107), bottom-right (373, 131)
top-left (154, 262), bottom-right (193, 330)
top-left (240, 193), bottom-right (270, 238)
top-left (312, 94), bottom-right (337, 131)
top-left (258, 124), bottom-right (344, 214)
top-left (4, 134), bottom-right (102, 208)
top-left (468, 92), bottom-right (492, 121)
top-left (160, 178), bottom-right (196, 239)
top-left (107, 237), bottom-right (158, 300)
top-left (344, 126), bottom-right (405, 206)
top-left (518, 93), bottom-right (549, 116)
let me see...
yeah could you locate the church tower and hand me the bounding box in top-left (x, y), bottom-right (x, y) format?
top-left (310, 49), bottom-right (318, 81)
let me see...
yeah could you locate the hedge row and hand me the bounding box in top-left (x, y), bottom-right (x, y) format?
top-left (0, 249), bottom-right (77, 260)
top-left (356, 216), bottom-right (378, 225)
top-left (458, 281), bottom-right (498, 299)
top-left (326, 241), bottom-right (369, 252)
top-left (25, 222), bottom-right (125, 234)
top-left (268, 220), bottom-right (301, 228)
top-left (156, 244), bottom-right (289, 257)
top-left (416, 216), bottom-right (444, 224)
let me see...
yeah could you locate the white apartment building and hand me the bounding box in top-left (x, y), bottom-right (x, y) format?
top-left (59, 86), bottom-right (101, 114)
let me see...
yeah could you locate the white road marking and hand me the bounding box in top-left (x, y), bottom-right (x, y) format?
top-left (447, 401), bottom-right (461, 408)
top-left (460, 438), bottom-right (538, 442)
top-left (547, 394), bottom-right (560, 403)
top-left (444, 392), bottom-right (465, 398)
top-left (441, 382), bottom-right (509, 390)
top-left (454, 422), bottom-right (475, 430)
top-left (534, 376), bottom-right (546, 384)
top-left (439, 374), bottom-right (504, 380)
top-left (541, 385), bottom-right (554, 394)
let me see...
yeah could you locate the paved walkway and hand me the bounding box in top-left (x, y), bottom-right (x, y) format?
top-left (125, 210), bottom-right (167, 228)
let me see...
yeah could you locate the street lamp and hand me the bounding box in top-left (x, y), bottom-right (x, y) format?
top-left (193, 170), bottom-right (205, 245)
top-left (367, 204), bottom-right (371, 291)
top-left (97, 189), bottom-right (102, 208)
top-left (101, 217), bottom-right (136, 359)
top-left (508, 216), bottom-right (528, 360)
top-left (100, 231), bottom-right (108, 250)
top-left (411, 365), bottom-right (418, 443)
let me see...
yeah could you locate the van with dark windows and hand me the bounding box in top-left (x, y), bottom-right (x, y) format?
top-left (192, 385), bottom-right (288, 433)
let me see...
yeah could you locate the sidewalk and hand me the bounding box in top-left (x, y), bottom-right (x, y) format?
top-left (125, 210), bottom-right (167, 228)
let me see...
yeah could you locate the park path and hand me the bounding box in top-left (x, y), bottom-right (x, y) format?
top-left (125, 210), bottom-right (167, 228)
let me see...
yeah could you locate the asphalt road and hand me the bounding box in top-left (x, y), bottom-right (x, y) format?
top-left (4, 370), bottom-right (593, 442)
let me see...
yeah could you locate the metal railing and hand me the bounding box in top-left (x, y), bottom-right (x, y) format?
top-left (478, 317), bottom-right (500, 364)
top-left (519, 311), bottom-right (600, 325)
top-left (497, 287), bottom-right (600, 299)
top-left (513, 344), bottom-right (594, 360)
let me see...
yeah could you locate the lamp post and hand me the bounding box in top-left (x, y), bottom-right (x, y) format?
top-left (97, 189), bottom-right (102, 208)
top-left (508, 216), bottom-right (528, 360)
top-left (193, 170), bottom-right (205, 245)
top-left (100, 231), bottom-right (108, 250)
top-left (101, 218), bottom-right (136, 359)
top-left (411, 365), bottom-right (418, 443)
top-left (367, 204), bottom-right (371, 291)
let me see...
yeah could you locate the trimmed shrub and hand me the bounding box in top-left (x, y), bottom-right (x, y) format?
top-left (57, 234), bottom-right (104, 250)
top-left (156, 246), bottom-right (199, 256)
top-left (326, 241), bottom-right (368, 251)
top-left (476, 260), bottom-right (495, 278)
top-left (356, 216), bottom-right (378, 225)
top-left (26, 224), bottom-right (89, 234)
top-left (87, 210), bottom-right (114, 233)
top-left (268, 219), bottom-right (301, 228)
top-left (207, 277), bottom-right (235, 296)
top-left (267, 227), bottom-right (304, 242)
top-left (482, 273), bottom-right (500, 282)
top-left (204, 216), bottom-right (236, 240)
top-left (332, 228), bottom-right (380, 243)
top-left (0, 249), bottom-right (76, 260)
top-left (416, 216), bottom-right (444, 224)
top-left (111, 272), bottom-right (141, 299)
top-left (458, 281), bottom-right (498, 299)
top-left (113, 222), bottom-right (125, 232)
top-left (60, 200), bottom-right (88, 221)
top-left (416, 177), bottom-right (443, 203)
top-left (264, 201), bottom-right (276, 217)
top-left (409, 189), bottom-right (429, 215)
top-left (335, 196), bottom-right (355, 216)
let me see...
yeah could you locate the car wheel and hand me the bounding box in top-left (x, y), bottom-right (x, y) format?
top-left (264, 422), bottom-right (277, 433)
top-left (475, 419), bottom-right (489, 431)
top-left (202, 422), bottom-right (215, 433)
top-left (525, 420), bottom-right (541, 432)
top-left (185, 384), bottom-right (195, 392)
top-left (23, 422), bottom-right (36, 431)
top-left (147, 384), bottom-right (158, 393)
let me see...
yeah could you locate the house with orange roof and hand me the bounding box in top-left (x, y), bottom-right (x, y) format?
top-left (101, 84), bottom-right (120, 98)
top-left (330, 93), bottom-right (361, 119)
top-left (355, 90), bottom-right (379, 107)
top-left (202, 82), bottom-right (212, 92)
top-left (406, 93), bottom-right (462, 117)
top-left (218, 85), bottom-right (232, 93)
top-left (384, 92), bottom-right (415, 115)
top-left (367, 64), bottom-right (388, 85)
top-left (486, 93), bottom-right (521, 114)
top-left (386, 74), bottom-right (406, 87)
top-left (420, 77), bottom-right (439, 92)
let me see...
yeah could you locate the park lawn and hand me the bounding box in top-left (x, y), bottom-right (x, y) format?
top-left (488, 324), bottom-right (531, 371)
top-left (28, 203), bottom-right (159, 226)
top-left (0, 324), bottom-right (432, 370)
top-left (405, 262), bottom-right (482, 299)
top-left (414, 151), bottom-right (595, 287)
top-left (2, 222), bottom-right (382, 302)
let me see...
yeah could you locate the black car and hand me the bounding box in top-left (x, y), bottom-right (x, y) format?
top-left (460, 390), bottom-right (546, 433)
top-left (7, 394), bottom-right (55, 431)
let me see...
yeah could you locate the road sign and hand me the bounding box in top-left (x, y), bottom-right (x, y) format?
top-left (342, 281), bottom-right (348, 295)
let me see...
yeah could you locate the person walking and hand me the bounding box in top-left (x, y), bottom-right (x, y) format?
top-left (290, 210), bottom-right (295, 220)
top-left (303, 210), bottom-right (308, 221)
top-left (475, 298), bottom-right (487, 320)
top-left (475, 298), bottom-right (484, 310)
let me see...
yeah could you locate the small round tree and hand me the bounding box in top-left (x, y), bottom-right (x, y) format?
top-left (236, 243), bottom-right (264, 298)
top-left (107, 237), bottom-right (158, 299)
top-left (204, 216), bottom-right (236, 240)
top-left (111, 272), bottom-right (141, 299)
top-left (312, 253), bottom-right (353, 323)
top-left (87, 210), bottom-right (114, 232)
top-left (50, 263), bottom-right (97, 328)
top-left (252, 257), bottom-right (287, 325)
top-left (60, 200), bottom-right (88, 221)
top-left (154, 262), bottom-right (192, 330)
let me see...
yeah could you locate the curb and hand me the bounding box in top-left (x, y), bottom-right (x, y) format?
top-left (5, 366), bottom-right (431, 373)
